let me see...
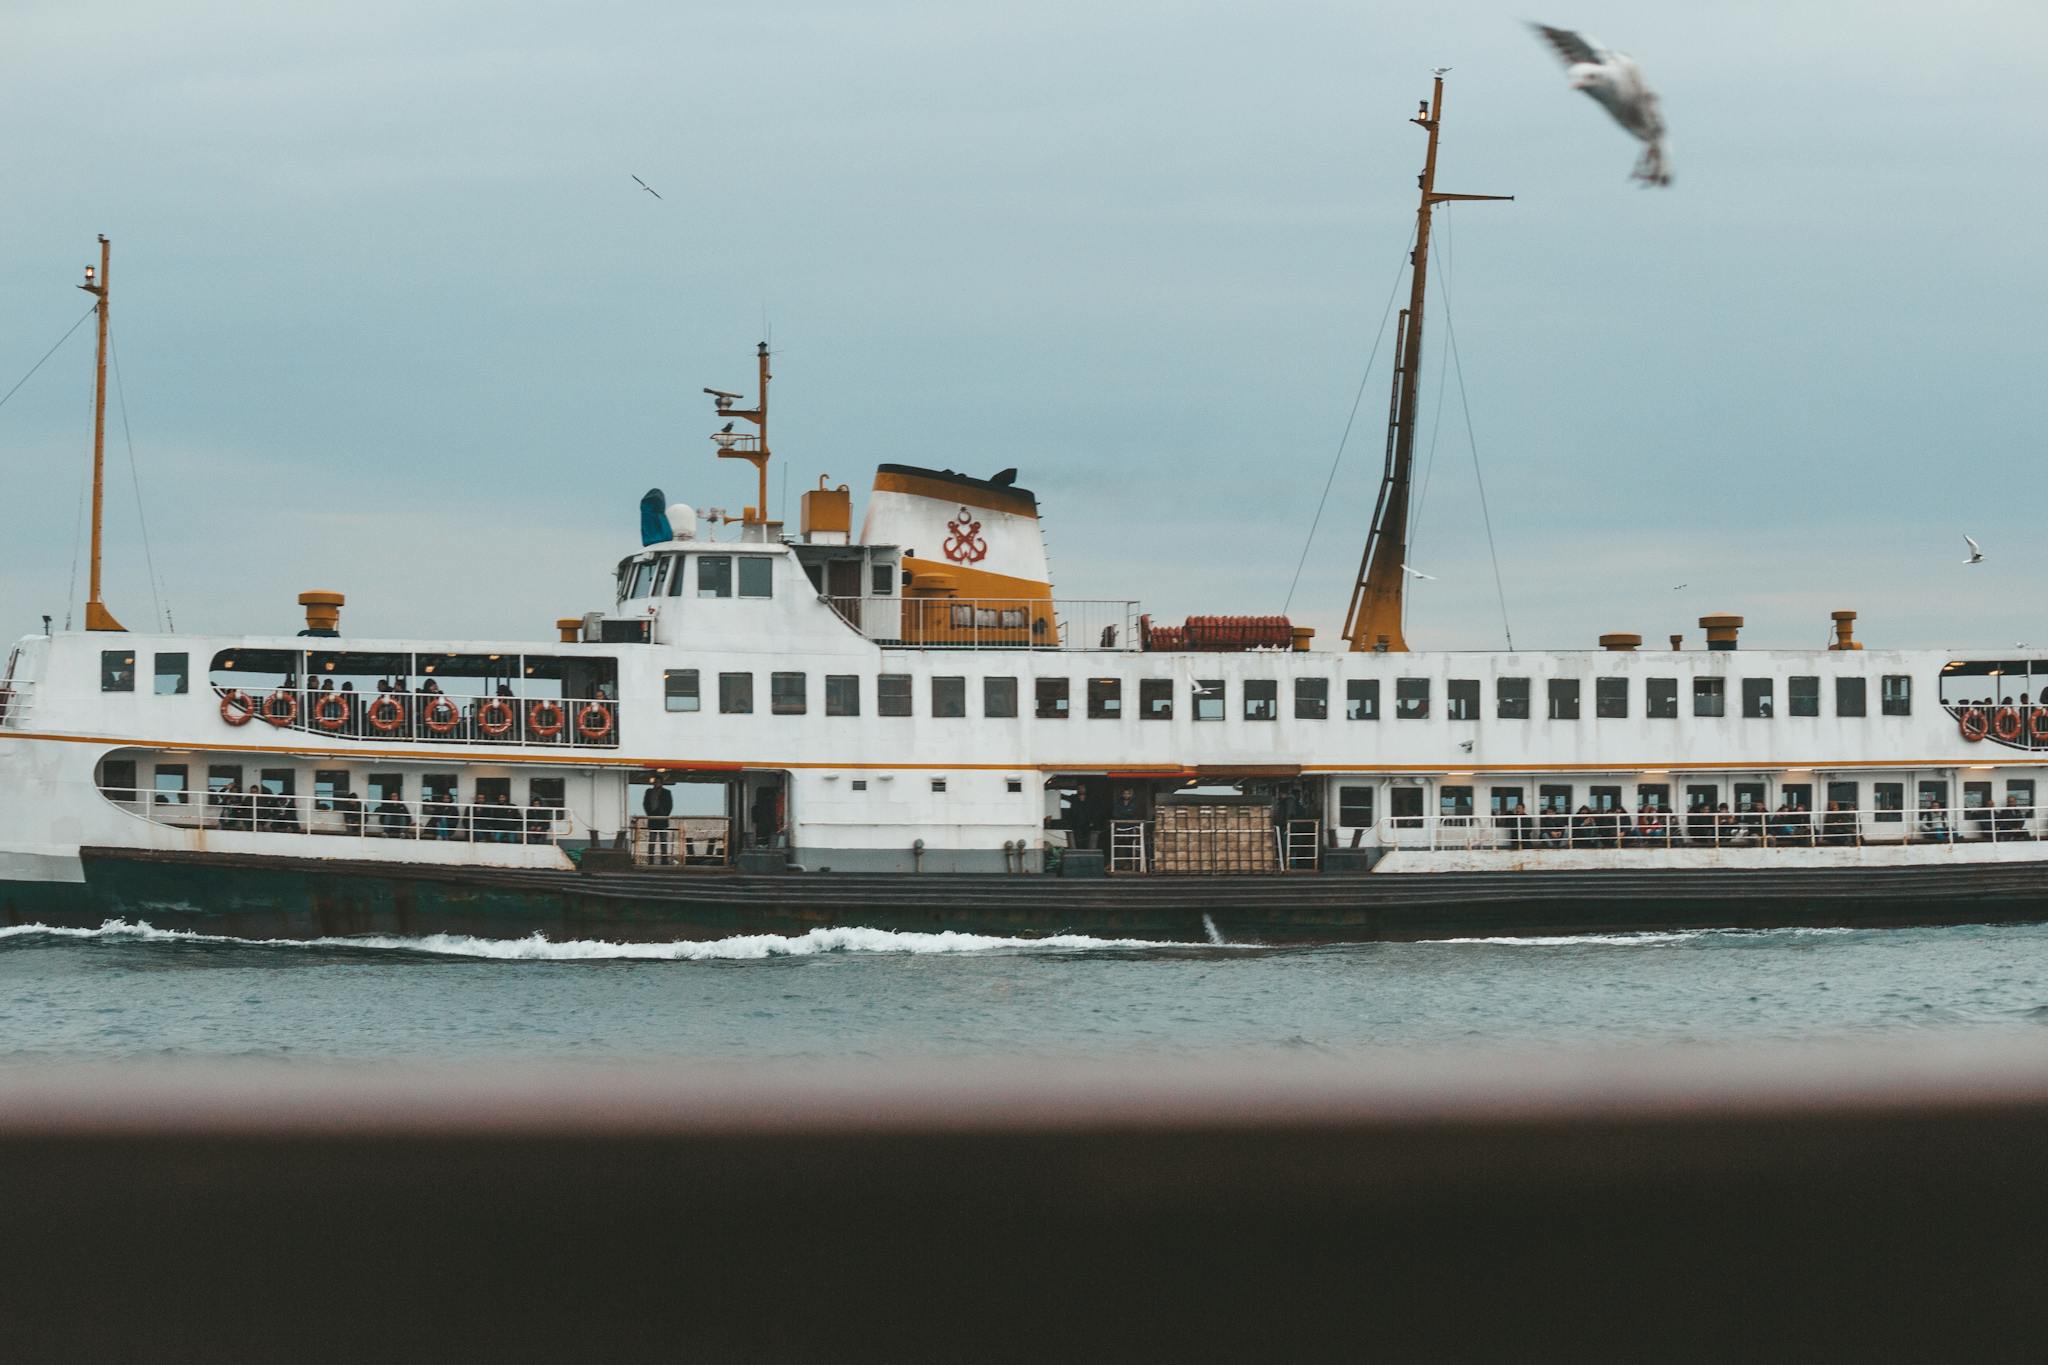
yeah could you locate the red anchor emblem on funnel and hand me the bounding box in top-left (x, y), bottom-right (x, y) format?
top-left (943, 506), bottom-right (988, 564)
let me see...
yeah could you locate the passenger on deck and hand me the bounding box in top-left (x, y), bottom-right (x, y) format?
top-left (375, 793), bottom-right (412, 837)
top-left (1505, 801), bottom-right (1531, 850)
top-left (1917, 798), bottom-right (1952, 843)
top-left (1995, 796), bottom-right (2031, 842)
top-left (643, 776), bottom-right (676, 864)
top-left (1822, 801), bottom-right (1855, 846)
top-left (1538, 807), bottom-right (1566, 848)
top-left (334, 783), bottom-right (363, 837)
top-left (1635, 802), bottom-right (1663, 846)
top-left (1570, 804), bottom-right (1597, 848)
top-left (215, 781), bottom-right (243, 831)
top-left (1771, 799), bottom-right (1800, 845)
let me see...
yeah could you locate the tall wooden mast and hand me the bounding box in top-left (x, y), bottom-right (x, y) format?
top-left (706, 343), bottom-right (773, 525)
top-left (1342, 76), bottom-right (1507, 652)
top-left (77, 235), bottom-right (123, 633)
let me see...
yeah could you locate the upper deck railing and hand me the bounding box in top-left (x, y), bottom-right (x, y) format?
top-left (1377, 805), bottom-right (2043, 852)
top-left (828, 597), bottom-right (1142, 651)
top-left (208, 686), bottom-right (620, 748)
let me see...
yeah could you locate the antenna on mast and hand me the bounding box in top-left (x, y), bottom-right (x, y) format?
top-left (76, 235), bottom-right (124, 633)
top-left (1342, 75), bottom-right (1510, 653)
top-left (705, 342), bottom-right (773, 528)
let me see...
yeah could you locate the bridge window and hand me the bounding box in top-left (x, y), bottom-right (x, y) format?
top-left (1140, 678), bottom-right (1173, 720)
top-left (154, 653), bottom-right (189, 696)
top-left (983, 677), bottom-right (1017, 719)
top-left (1088, 678), bottom-right (1123, 719)
top-left (1036, 678), bottom-right (1071, 719)
top-left (1837, 677), bottom-right (1867, 717)
top-left (698, 556), bottom-right (733, 598)
top-left (1595, 677), bottom-right (1627, 719)
top-left (738, 556), bottom-right (774, 598)
top-left (1346, 679), bottom-right (1379, 721)
top-left (1496, 677), bottom-right (1530, 719)
top-left (1394, 678), bottom-right (1429, 720)
top-left (1693, 678), bottom-right (1725, 718)
top-left (719, 672), bottom-right (753, 714)
top-left (1447, 679), bottom-right (1479, 721)
top-left (1743, 678), bottom-right (1774, 718)
top-left (1243, 680), bottom-right (1277, 721)
top-left (101, 650), bottom-right (136, 693)
top-left (1193, 679), bottom-right (1225, 722)
top-left (1547, 679), bottom-right (1579, 721)
top-left (771, 672), bottom-right (807, 715)
top-left (826, 675), bottom-right (861, 716)
top-left (1881, 675), bottom-right (1911, 716)
top-left (1295, 678), bottom-right (1328, 720)
top-left (625, 559), bottom-right (656, 599)
top-left (1789, 675), bottom-right (1819, 717)
top-left (1647, 677), bottom-right (1678, 718)
top-left (879, 674), bottom-right (912, 717)
top-left (664, 669), bottom-right (700, 713)
top-left (932, 676), bottom-right (967, 718)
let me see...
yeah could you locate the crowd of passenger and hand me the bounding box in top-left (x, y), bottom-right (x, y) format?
top-left (200, 781), bottom-right (562, 844)
top-left (1470, 797), bottom-right (2039, 850)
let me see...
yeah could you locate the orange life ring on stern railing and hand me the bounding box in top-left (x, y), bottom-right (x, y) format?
top-left (576, 701), bottom-right (615, 741)
top-left (1993, 707), bottom-right (2022, 743)
top-left (366, 695), bottom-right (405, 733)
top-left (311, 693), bottom-right (350, 732)
top-left (527, 699), bottom-right (566, 740)
top-left (476, 697), bottom-right (516, 738)
top-left (2030, 708), bottom-right (2048, 744)
top-left (1960, 707), bottom-right (1990, 742)
top-left (219, 690), bottom-right (256, 727)
top-left (421, 695), bottom-right (462, 735)
top-left (260, 690), bottom-right (300, 728)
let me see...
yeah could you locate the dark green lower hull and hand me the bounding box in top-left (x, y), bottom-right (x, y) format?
top-left (6, 847), bottom-right (2048, 944)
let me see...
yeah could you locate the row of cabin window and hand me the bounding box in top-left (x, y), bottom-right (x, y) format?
top-left (660, 669), bottom-right (1915, 720)
top-left (98, 651), bottom-right (189, 694)
top-left (1335, 777), bottom-right (2037, 828)
top-left (100, 759), bottom-right (566, 809)
top-left (622, 553), bottom-right (777, 602)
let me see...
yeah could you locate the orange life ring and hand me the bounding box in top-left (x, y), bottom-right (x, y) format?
top-left (527, 699), bottom-right (566, 740)
top-left (576, 701), bottom-right (615, 741)
top-left (2030, 708), bottom-right (2048, 744)
top-left (260, 690), bottom-right (300, 728)
top-left (1960, 707), bottom-right (1989, 742)
top-left (219, 690), bottom-right (256, 727)
top-left (421, 695), bottom-right (462, 735)
top-left (311, 693), bottom-right (350, 732)
top-left (366, 695), bottom-right (405, 733)
top-left (476, 697), bottom-right (516, 738)
top-left (1993, 707), bottom-right (2022, 743)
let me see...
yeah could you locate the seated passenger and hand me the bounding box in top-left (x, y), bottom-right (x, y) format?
top-left (1917, 798), bottom-right (1952, 842)
top-left (375, 794), bottom-right (413, 837)
top-left (1822, 801), bottom-right (1856, 846)
top-left (1609, 805), bottom-right (1633, 847)
top-left (1686, 805), bottom-right (1712, 845)
top-left (1771, 799), bottom-right (1799, 845)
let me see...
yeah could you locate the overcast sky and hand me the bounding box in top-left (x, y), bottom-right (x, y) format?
top-left (4, 1), bottom-right (2045, 654)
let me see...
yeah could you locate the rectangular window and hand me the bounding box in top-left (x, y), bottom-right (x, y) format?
top-left (369, 773), bottom-right (403, 803)
top-left (1496, 677), bottom-right (1530, 720)
top-left (1243, 679), bottom-right (1278, 721)
top-left (697, 555), bottom-right (732, 598)
top-left (871, 562), bottom-right (893, 595)
top-left (930, 778), bottom-right (947, 793)
top-left (1395, 677), bottom-right (1430, 720)
top-left (1088, 677), bottom-right (1124, 720)
top-left (663, 669), bottom-right (700, 712)
top-left (1194, 679), bottom-right (1225, 722)
top-left (718, 672), bottom-right (753, 714)
top-left (101, 650), bottom-right (136, 693)
top-left (98, 759), bottom-right (137, 800)
top-left (1539, 784), bottom-right (1573, 814)
top-left (1006, 778), bottom-right (1024, 794)
top-left (1789, 675), bottom-right (1820, 717)
top-left (1881, 675), bottom-right (1911, 716)
top-left (1390, 787), bottom-right (1425, 828)
top-left (153, 764), bottom-right (190, 805)
top-left (1693, 677), bottom-right (1726, 718)
top-left (1294, 678), bottom-right (1329, 720)
top-left (1338, 786), bottom-right (1374, 827)
top-left (1780, 783), bottom-right (1812, 813)
top-left (648, 557), bottom-right (670, 598)
top-left (850, 779), bottom-right (867, 792)
top-left (1826, 780), bottom-right (1859, 810)
top-left (983, 676), bottom-right (1017, 719)
top-left (313, 768), bottom-right (348, 811)
top-left (153, 653), bottom-right (189, 696)
top-left (529, 777), bottom-right (566, 811)
top-left (2008, 779), bottom-right (2036, 816)
top-left (932, 676), bottom-right (967, 718)
top-left (770, 672), bottom-right (807, 715)
top-left (1636, 783), bottom-right (1670, 811)
top-left (825, 675), bottom-right (861, 716)
top-left (1647, 677), bottom-right (1678, 719)
top-left (1547, 678), bottom-right (1580, 721)
top-left (1742, 678), bottom-right (1774, 719)
top-left (1595, 677), bottom-right (1627, 719)
top-left (667, 555), bottom-right (687, 595)
top-left (1873, 781), bottom-right (1904, 824)
top-left (1919, 780), bottom-right (1949, 825)
top-left (1837, 677), bottom-right (1867, 717)
top-left (878, 674), bottom-right (913, 717)
top-left (1447, 679), bottom-right (1479, 722)
top-left (207, 764), bottom-right (243, 795)
top-left (1588, 785), bottom-right (1622, 811)
top-left (1140, 678), bottom-right (1173, 720)
top-left (1734, 781), bottom-right (1767, 814)
top-left (737, 556), bottom-right (773, 598)
top-left (1035, 677), bottom-right (1071, 719)
top-left (1489, 787), bottom-right (1525, 817)
top-left (1346, 679), bottom-right (1380, 721)
top-left (1440, 785), bottom-right (1474, 818)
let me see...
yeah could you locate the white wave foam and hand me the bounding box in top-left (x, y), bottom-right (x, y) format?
top-left (1436, 926), bottom-right (1862, 947)
top-left (0, 919), bottom-right (1192, 961)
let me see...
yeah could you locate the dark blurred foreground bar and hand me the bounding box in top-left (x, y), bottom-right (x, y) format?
top-left (7, 1041), bottom-right (2048, 1362)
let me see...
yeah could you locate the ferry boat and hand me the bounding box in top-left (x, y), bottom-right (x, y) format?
top-left (6, 79), bottom-right (2048, 944)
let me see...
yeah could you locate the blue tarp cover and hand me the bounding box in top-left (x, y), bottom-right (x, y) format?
top-left (640, 488), bottom-right (673, 546)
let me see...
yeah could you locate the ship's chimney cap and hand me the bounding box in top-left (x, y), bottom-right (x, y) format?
top-left (1599, 632), bottom-right (1642, 651)
top-left (1698, 613), bottom-right (1744, 630)
top-left (1831, 609), bottom-right (1858, 622)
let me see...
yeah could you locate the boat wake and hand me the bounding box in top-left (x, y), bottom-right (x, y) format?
top-left (0, 919), bottom-right (1199, 961)
top-left (1436, 926), bottom-right (1861, 947)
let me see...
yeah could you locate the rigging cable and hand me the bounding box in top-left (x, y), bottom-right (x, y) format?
top-left (0, 307), bottom-right (97, 414)
top-left (109, 327), bottom-right (168, 632)
top-left (65, 360), bottom-right (94, 631)
top-left (1405, 203), bottom-right (1458, 581)
top-left (1281, 222), bottom-right (1417, 615)
top-left (1436, 231), bottom-right (1516, 650)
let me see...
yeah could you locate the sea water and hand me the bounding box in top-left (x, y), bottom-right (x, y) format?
top-left (4, 917), bottom-right (2047, 1063)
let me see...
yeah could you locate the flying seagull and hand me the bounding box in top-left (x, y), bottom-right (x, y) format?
top-left (1672, 583), bottom-right (1688, 590)
top-left (631, 174), bottom-right (662, 200)
top-left (1530, 24), bottom-right (1672, 187)
top-left (1401, 564), bottom-right (1437, 582)
top-left (1964, 535), bottom-right (1985, 565)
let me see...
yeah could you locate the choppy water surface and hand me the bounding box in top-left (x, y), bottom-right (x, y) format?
top-left (2, 917), bottom-right (2046, 1063)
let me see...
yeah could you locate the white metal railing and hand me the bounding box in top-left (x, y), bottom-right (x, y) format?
top-left (628, 815), bottom-right (732, 868)
top-left (826, 597), bottom-right (1142, 651)
top-left (0, 681), bottom-right (29, 729)
top-left (1379, 805), bottom-right (2043, 852)
top-left (103, 785), bottom-right (580, 847)
top-left (1107, 817), bottom-right (1322, 874)
top-left (209, 687), bottom-right (620, 749)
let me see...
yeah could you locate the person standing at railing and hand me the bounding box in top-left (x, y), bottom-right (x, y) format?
top-left (335, 784), bottom-right (363, 837)
top-left (1504, 801), bottom-right (1531, 850)
top-left (643, 775), bottom-right (676, 865)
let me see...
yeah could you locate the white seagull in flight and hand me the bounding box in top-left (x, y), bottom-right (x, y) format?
top-left (1401, 564), bottom-right (1437, 582)
top-left (1964, 535), bottom-right (1985, 565)
top-left (1530, 24), bottom-right (1672, 187)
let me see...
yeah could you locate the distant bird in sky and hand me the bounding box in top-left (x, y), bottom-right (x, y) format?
top-left (1401, 564), bottom-right (1436, 581)
top-left (631, 174), bottom-right (662, 200)
top-left (1530, 24), bottom-right (1672, 187)
top-left (1964, 535), bottom-right (1985, 565)
top-left (1672, 583), bottom-right (1688, 590)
